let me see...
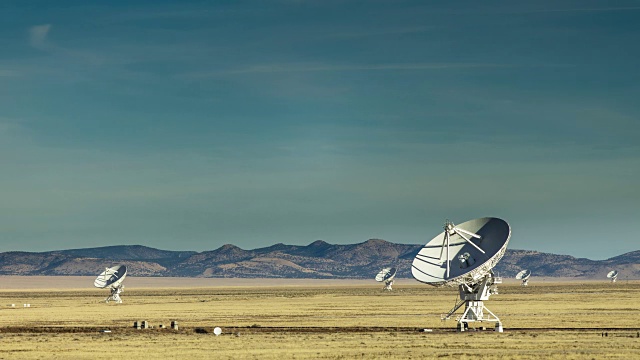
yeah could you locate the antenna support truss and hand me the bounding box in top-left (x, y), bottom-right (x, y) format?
top-left (383, 279), bottom-right (394, 291)
top-left (106, 285), bottom-right (124, 304)
top-left (441, 272), bottom-right (503, 332)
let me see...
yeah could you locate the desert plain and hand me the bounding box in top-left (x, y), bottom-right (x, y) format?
top-left (0, 277), bottom-right (638, 359)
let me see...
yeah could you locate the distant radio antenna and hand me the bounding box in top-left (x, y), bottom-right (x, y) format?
top-left (412, 217), bottom-right (511, 332)
top-left (606, 270), bottom-right (618, 283)
top-left (94, 265), bottom-right (128, 303)
top-left (516, 269), bottom-right (531, 286)
top-left (375, 267), bottom-right (397, 291)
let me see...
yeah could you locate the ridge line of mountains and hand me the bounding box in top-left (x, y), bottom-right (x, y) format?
top-left (1, 239), bottom-right (638, 280)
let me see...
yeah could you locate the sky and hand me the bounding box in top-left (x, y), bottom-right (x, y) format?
top-left (1, 0), bottom-right (639, 259)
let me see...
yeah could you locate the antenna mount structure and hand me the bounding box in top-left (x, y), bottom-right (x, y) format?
top-left (412, 217), bottom-right (510, 332)
top-left (375, 267), bottom-right (397, 291)
top-left (441, 270), bottom-right (502, 332)
top-left (94, 265), bottom-right (128, 304)
top-left (107, 283), bottom-right (125, 303)
top-left (516, 270), bottom-right (531, 286)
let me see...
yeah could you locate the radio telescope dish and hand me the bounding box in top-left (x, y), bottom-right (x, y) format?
top-left (516, 269), bottom-right (531, 286)
top-left (412, 217), bottom-right (511, 332)
top-left (375, 267), bottom-right (397, 291)
top-left (94, 265), bottom-right (127, 303)
top-left (607, 270), bottom-right (618, 283)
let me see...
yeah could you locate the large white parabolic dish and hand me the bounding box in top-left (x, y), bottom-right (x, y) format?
top-left (607, 270), bottom-right (618, 279)
top-left (94, 265), bottom-right (127, 289)
top-left (412, 217), bottom-right (511, 287)
top-left (375, 267), bottom-right (397, 282)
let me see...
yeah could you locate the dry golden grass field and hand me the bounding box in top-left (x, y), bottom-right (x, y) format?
top-left (0, 277), bottom-right (639, 359)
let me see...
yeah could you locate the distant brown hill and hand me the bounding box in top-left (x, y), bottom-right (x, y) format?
top-left (0, 241), bottom-right (637, 280)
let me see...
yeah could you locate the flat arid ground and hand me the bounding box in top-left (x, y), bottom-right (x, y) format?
top-left (0, 277), bottom-right (639, 359)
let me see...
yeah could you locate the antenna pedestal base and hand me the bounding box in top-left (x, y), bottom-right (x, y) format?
top-left (442, 274), bottom-right (502, 332)
top-left (383, 280), bottom-right (394, 291)
top-left (106, 285), bottom-right (124, 304)
top-left (455, 300), bottom-right (501, 332)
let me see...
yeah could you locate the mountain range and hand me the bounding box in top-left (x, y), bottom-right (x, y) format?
top-left (0, 240), bottom-right (638, 280)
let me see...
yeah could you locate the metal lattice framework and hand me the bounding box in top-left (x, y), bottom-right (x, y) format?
top-left (106, 285), bottom-right (124, 303)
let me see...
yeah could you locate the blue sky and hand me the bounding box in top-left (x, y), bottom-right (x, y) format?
top-left (1, 1), bottom-right (639, 259)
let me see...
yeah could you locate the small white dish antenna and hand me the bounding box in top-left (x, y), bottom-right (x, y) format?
top-left (94, 265), bottom-right (127, 303)
top-left (412, 217), bottom-right (511, 332)
top-left (213, 327), bottom-right (222, 336)
top-left (606, 270), bottom-right (618, 283)
top-left (516, 269), bottom-right (531, 286)
top-left (375, 267), bottom-right (397, 291)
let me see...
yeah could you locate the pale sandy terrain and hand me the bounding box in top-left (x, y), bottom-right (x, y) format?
top-left (0, 277), bottom-right (638, 359)
top-left (0, 276), bottom-right (416, 290)
top-left (0, 275), bottom-right (616, 290)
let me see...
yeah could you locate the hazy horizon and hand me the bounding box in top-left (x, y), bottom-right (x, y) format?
top-left (1, 1), bottom-right (639, 260)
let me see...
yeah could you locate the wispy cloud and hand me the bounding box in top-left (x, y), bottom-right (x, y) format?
top-left (519, 7), bottom-right (640, 13)
top-left (24, 23), bottom-right (110, 71)
top-left (29, 24), bottom-right (52, 50)
top-left (444, 6), bottom-right (640, 15)
top-left (0, 117), bottom-right (27, 140)
top-left (329, 26), bottom-right (432, 39)
top-left (0, 70), bottom-right (20, 77)
top-left (186, 62), bottom-right (520, 78)
top-left (431, 5), bottom-right (640, 17)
